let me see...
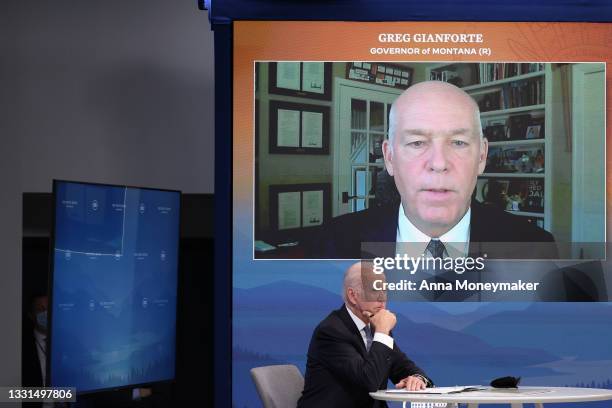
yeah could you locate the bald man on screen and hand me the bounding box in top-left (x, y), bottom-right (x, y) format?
top-left (313, 81), bottom-right (555, 259)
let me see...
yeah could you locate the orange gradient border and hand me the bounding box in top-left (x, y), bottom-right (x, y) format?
top-left (234, 21), bottom-right (612, 241)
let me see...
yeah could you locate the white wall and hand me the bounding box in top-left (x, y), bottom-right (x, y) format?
top-left (0, 0), bottom-right (215, 387)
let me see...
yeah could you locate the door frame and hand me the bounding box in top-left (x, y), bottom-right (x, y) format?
top-left (571, 63), bottom-right (606, 257)
top-left (332, 78), bottom-right (402, 216)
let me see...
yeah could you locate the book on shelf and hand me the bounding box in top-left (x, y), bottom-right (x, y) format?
top-left (475, 78), bottom-right (544, 112)
top-left (505, 79), bottom-right (544, 108)
top-left (521, 179), bottom-right (545, 213)
top-left (478, 62), bottom-right (544, 84)
top-left (431, 63), bottom-right (544, 87)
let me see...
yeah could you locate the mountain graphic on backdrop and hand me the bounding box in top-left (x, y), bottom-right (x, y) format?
top-left (463, 302), bottom-right (612, 360)
top-left (232, 280), bottom-right (612, 408)
top-left (234, 281), bottom-right (561, 373)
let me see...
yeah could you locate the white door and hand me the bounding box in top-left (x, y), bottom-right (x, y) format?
top-left (571, 63), bottom-right (605, 258)
top-left (333, 79), bottom-right (402, 216)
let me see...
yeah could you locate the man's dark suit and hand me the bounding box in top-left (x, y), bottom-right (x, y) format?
top-left (297, 305), bottom-right (430, 408)
top-left (309, 199), bottom-right (556, 259)
top-left (22, 326), bottom-right (44, 408)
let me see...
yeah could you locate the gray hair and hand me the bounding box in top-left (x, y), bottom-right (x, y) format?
top-left (342, 263), bottom-right (364, 303)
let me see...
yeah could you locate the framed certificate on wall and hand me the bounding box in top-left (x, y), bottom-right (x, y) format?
top-left (269, 62), bottom-right (332, 100)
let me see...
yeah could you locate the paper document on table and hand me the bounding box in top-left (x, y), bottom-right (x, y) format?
top-left (386, 386), bottom-right (486, 394)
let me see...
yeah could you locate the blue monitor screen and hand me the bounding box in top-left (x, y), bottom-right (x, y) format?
top-left (49, 180), bottom-right (180, 393)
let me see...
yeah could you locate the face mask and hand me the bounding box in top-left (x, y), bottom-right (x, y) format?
top-left (36, 311), bottom-right (47, 330)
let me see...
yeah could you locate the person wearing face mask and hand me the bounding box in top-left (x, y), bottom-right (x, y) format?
top-left (297, 262), bottom-right (432, 408)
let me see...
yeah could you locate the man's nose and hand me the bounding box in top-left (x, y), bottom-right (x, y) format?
top-left (427, 142), bottom-right (449, 173)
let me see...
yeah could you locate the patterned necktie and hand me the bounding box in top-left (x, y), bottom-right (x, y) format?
top-left (426, 239), bottom-right (448, 300)
top-left (363, 324), bottom-right (373, 351)
top-left (425, 239), bottom-right (446, 259)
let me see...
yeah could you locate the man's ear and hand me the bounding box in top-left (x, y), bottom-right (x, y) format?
top-left (382, 139), bottom-right (394, 176)
top-left (346, 288), bottom-right (358, 306)
top-left (478, 137), bottom-right (488, 174)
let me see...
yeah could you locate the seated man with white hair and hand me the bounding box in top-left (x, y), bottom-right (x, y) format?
top-left (298, 262), bottom-right (432, 408)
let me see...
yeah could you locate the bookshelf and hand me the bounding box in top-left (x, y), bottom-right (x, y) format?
top-left (428, 63), bottom-right (552, 230)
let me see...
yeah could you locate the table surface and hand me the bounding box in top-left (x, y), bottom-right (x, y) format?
top-left (370, 386), bottom-right (612, 404)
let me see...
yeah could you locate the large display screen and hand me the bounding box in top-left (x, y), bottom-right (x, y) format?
top-left (49, 180), bottom-right (180, 393)
top-left (233, 22), bottom-right (612, 408)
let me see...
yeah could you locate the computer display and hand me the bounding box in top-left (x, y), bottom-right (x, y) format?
top-left (49, 180), bottom-right (180, 393)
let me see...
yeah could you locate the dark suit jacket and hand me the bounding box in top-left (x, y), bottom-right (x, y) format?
top-left (22, 335), bottom-right (44, 388)
top-left (309, 199), bottom-right (556, 259)
top-left (22, 329), bottom-right (44, 408)
top-left (297, 305), bottom-right (430, 408)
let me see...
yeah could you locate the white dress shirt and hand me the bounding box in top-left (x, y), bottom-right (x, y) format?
top-left (396, 204), bottom-right (471, 258)
top-left (345, 304), bottom-right (394, 350)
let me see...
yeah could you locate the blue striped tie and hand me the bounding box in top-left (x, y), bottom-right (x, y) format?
top-left (364, 324), bottom-right (373, 351)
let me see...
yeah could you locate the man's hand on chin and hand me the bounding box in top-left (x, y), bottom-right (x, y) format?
top-left (395, 375), bottom-right (427, 391)
top-left (366, 309), bottom-right (396, 335)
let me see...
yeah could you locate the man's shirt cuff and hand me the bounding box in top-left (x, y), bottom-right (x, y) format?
top-left (412, 374), bottom-right (431, 387)
top-left (373, 332), bottom-right (394, 349)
